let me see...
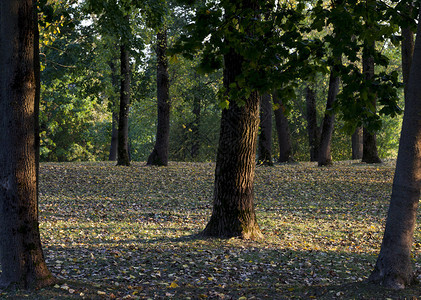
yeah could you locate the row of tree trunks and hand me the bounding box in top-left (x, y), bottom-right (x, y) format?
top-left (147, 29), bottom-right (171, 166)
top-left (0, 0), bottom-right (55, 289)
top-left (369, 4), bottom-right (421, 288)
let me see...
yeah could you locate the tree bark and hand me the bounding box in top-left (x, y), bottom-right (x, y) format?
top-left (109, 60), bottom-right (119, 161)
top-left (369, 7), bottom-right (421, 288)
top-left (401, 26), bottom-right (414, 101)
top-left (305, 87), bottom-right (320, 161)
top-left (352, 127), bottom-right (363, 159)
top-left (147, 29), bottom-right (171, 166)
top-left (201, 47), bottom-right (262, 239)
top-left (258, 93), bottom-right (273, 165)
top-left (318, 62), bottom-right (341, 166)
top-left (0, 0), bottom-right (56, 289)
top-left (117, 41), bottom-right (130, 166)
top-left (273, 91), bottom-right (292, 162)
top-left (361, 41), bottom-right (382, 164)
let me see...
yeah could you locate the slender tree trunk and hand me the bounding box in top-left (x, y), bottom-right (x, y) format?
top-left (147, 29), bottom-right (171, 166)
top-left (273, 91), bottom-right (292, 162)
top-left (258, 93), bottom-right (273, 165)
top-left (191, 94), bottom-right (201, 159)
top-left (305, 87), bottom-right (320, 161)
top-left (352, 127), bottom-right (363, 159)
top-left (318, 62), bottom-right (341, 166)
top-left (0, 0), bottom-right (56, 289)
top-left (369, 8), bottom-right (421, 288)
top-left (117, 41), bottom-right (130, 166)
top-left (201, 47), bottom-right (262, 239)
top-left (109, 60), bottom-right (119, 161)
top-left (361, 41), bottom-right (382, 164)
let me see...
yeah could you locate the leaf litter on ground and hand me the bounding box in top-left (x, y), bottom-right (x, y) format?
top-left (1, 160), bottom-right (421, 299)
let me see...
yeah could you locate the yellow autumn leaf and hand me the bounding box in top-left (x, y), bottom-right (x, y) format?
top-left (169, 281), bottom-right (179, 288)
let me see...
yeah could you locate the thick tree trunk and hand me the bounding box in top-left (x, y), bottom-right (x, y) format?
top-left (352, 127), bottom-right (363, 159)
top-left (361, 41), bottom-right (382, 164)
top-left (109, 60), bottom-right (119, 161)
top-left (273, 92), bottom-right (292, 162)
top-left (402, 26), bottom-right (414, 100)
top-left (0, 0), bottom-right (56, 289)
top-left (147, 29), bottom-right (171, 166)
top-left (117, 41), bottom-right (130, 166)
top-left (369, 8), bottom-right (421, 288)
top-left (258, 93), bottom-right (273, 165)
top-left (318, 62), bottom-right (341, 166)
top-left (201, 48), bottom-right (262, 239)
top-left (305, 87), bottom-right (320, 161)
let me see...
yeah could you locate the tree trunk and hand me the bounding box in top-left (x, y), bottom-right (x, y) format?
top-left (318, 62), bottom-right (341, 166)
top-left (258, 93), bottom-right (273, 165)
top-left (352, 127), bottom-right (363, 159)
top-left (369, 7), bottom-right (421, 288)
top-left (109, 60), bottom-right (119, 161)
top-left (147, 29), bottom-right (171, 166)
top-left (402, 26), bottom-right (414, 101)
top-left (201, 48), bottom-right (262, 239)
top-left (305, 87), bottom-right (320, 161)
top-left (191, 94), bottom-right (201, 159)
top-left (117, 41), bottom-right (130, 166)
top-left (361, 41), bottom-right (382, 164)
top-left (273, 91), bottom-right (292, 162)
top-left (0, 0), bottom-right (56, 289)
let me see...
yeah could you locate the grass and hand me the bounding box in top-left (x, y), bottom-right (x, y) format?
top-left (1, 160), bottom-right (421, 299)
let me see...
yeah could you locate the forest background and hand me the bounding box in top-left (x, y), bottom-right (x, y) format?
top-left (39, 0), bottom-right (406, 164)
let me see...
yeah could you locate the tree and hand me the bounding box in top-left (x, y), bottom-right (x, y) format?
top-left (305, 86), bottom-right (320, 161)
top-left (273, 91), bottom-right (292, 162)
top-left (369, 4), bottom-right (421, 289)
top-left (318, 62), bottom-right (341, 166)
top-left (147, 29), bottom-right (171, 166)
top-left (352, 127), bottom-right (363, 159)
top-left (258, 93), bottom-right (273, 165)
top-left (117, 39), bottom-right (131, 166)
top-left (109, 60), bottom-right (119, 161)
top-left (0, 0), bottom-right (55, 289)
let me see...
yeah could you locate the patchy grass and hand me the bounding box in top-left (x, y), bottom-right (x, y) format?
top-left (1, 160), bottom-right (421, 299)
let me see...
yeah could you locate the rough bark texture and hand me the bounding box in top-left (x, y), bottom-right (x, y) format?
top-left (0, 0), bottom-right (56, 289)
top-left (272, 92), bottom-right (292, 162)
top-left (352, 127), bottom-right (363, 159)
top-left (201, 47), bottom-right (262, 239)
top-left (117, 42), bottom-right (130, 166)
top-left (361, 41), bottom-right (382, 164)
top-left (109, 60), bottom-right (119, 161)
top-left (318, 62), bottom-right (341, 166)
top-left (369, 7), bottom-right (421, 288)
top-left (147, 29), bottom-right (170, 166)
top-left (305, 87), bottom-right (320, 161)
top-left (258, 93), bottom-right (273, 166)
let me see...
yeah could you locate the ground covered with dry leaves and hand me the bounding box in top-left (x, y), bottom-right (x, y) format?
top-left (2, 160), bottom-right (421, 299)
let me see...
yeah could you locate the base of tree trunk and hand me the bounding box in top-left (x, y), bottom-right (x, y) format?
top-left (146, 149), bottom-right (168, 166)
top-left (0, 274), bottom-right (56, 290)
top-left (318, 159), bottom-right (333, 166)
top-left (361, 156), bottom-right (382, 164)
top-left (200, 215), bottom-right (263, 240)
top-left (369, 259), bottom-right (415, 290)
